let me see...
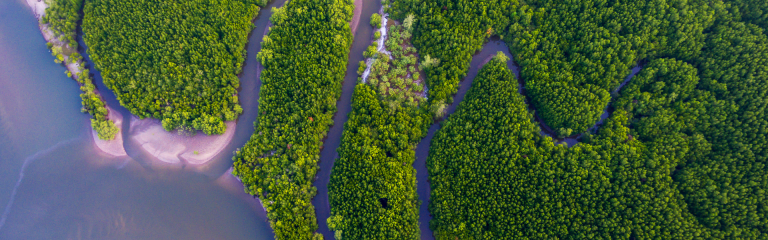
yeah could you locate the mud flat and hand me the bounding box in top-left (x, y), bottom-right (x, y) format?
top-left (128, 117), bottom-right (236, 166)
top-left (92, 107), bottom-right (127, 157)
top-left (24, 0), bottom-right (82, 80)
top-left (350, 0), bottom-right (362, 34)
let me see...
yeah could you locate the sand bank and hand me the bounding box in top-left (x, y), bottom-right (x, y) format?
top-left (25, 0), bottom-right (82, 78)
top-left (350, 0), bottom-right (362, 34)
top-left (92, 107), bottom-right (127, 157)
top-left (25, 0), bottom-right (125, 149)
top-left (128, 116), bottom-right (236, 165)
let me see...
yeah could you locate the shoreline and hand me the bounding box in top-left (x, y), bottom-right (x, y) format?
top-left (350, 0), bottom-right (362, 35)
top-left (128, 116), bottom-right (237, 166)
top-left (92, 106), bottom-right (128, 157)
top-left (24, 0), bottom-right (123, 144)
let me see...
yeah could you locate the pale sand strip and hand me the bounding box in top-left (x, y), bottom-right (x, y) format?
top-left (92, 107), bottom-right (127, 157)
top-left (129, 116), bottom-right (236, 165)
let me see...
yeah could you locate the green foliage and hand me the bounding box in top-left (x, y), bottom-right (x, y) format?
top-left (41, 0), bottom-right (82, 48)
top-left (427, 33), bottom-right (768, 239)
top-left (371, 13), bottom-right (383, 28)
top-left (328, 18), bottom-right (432, 238)
top-left (328, 84), bottom-right (428, 240)
top-left (92, 118), bottom-right (119, 140)
top-left (365, 22), bottom-right (427, 106)
top-left (364, 44), bottom-right (378, 58)
top-left (405, 0), bottom-right (517, 115)
top-left (504, 0), bottom-right (716, 133)
top-left (78, 67), bottom-right (118, 140)
top-left (378, 0), bottom-right (768, 238)
top-left (725, 0), bottom-right (768, 32)
top-left (673, 20), bottom-right (768, 235)
top-left (82, 0), bottom-right (260, 134)
top-left (358, 60), bottom-right (367, 75)
top-left (232, 0), bottom-right (354, 238)
top-left (428, 56), bottom-right (737, 239)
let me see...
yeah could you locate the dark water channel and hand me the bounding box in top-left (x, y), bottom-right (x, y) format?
top-left (414, 40), bottom-right (517, 240)
top-left (0, 0), bottom-right (286, 238)
top-left (311, 0), bottom-right (380, 239)
top-left (0, 0), bottom-right (644, 238)
top-left (412, 39), bottom-right (642, 239)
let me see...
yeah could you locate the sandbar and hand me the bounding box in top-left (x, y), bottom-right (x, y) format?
top-left (350, 0), bottom-right (362, 34)
top-left (25, 0), bottom-right (82, 79)
top-left (128, 116), bottom-right (236, 165)
top-left (92, 107), bottom-right (127, 157)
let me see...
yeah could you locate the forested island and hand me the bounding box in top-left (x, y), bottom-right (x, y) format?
top-left (82, 0), bottom-right (260, 135)
top-left (33, 0), bottom-right (118, 140)
top-left (328, 11), bottom-right (429, 239)
top-left (329, 0), bottom-right (767, 238)
top-left (232, 0), bottom-right (354, 239)
top-left (22, 0), bottom-right (768, 238)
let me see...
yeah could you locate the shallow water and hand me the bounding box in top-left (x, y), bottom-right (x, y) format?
top-left (0, 0), bottom-right (285, 238)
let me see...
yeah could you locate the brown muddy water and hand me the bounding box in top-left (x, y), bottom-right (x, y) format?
top-left (311, 0), bottom-right (380, 239)
top-left (413, 39), bottom-right (642, 239)
top-left (0, 0), bottom-right (287, 238)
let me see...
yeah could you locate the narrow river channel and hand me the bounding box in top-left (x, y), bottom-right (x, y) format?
top-left (412, 39), bottom-right (642, 239)
top-left (0, 0), bottom-right (646, 238)
top-left (0, 0), bottom-right (286, 238)
top-left (312, 0), bottom-right (380, 238)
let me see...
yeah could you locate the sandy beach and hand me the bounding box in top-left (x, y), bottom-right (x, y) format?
top-left (25, 0), bottom-right (126, 149)
top-left (350, 0), bottom-right (362, 34)
top-left (128, 116), bottom-right (236, 165)
top-left (92, 107), bottom-right (127, 157)
top-left (25, 0), bottom-right (82, 80)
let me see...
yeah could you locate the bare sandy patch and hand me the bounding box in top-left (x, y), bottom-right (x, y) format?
top-left (24, 0), bottom-right (82, 78)
top-left (92, 107), bottom-right (127, 157)
top-left (350, 0), bottom-right (362, 34)
top-left (128, 116), bottom-right (236, 165)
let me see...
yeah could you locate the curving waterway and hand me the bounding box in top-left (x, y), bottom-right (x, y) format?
top-left (312, 0), bottom-right (380, 238)
top-left (412, 39), bottom-right (642, 239)
top-left (0, 0), bottom-right (287, 238)
top-left (0, 0), bottom-right (644, 238)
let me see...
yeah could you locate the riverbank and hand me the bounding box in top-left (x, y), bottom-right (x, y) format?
top-left (350, 0), bottom-right (362, 34)
top-left (128, 116), bottom-right (236, 166)
top-left (25, 0), bottom-right (122, 142)
top-left (92, 106), bottom-right (127, 157)
top-left (24, 0), bottom-right (80, 97)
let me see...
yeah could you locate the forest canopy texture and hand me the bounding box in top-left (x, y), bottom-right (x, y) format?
top-left (232, 0), bottom-right (354, 239)
top-left (82, 0), bottom-right (260, 135)
top-left (397, 0), bottom-right (768, 238)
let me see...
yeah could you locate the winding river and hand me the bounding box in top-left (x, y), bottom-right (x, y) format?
top-left (0, 0), bottom-right (286, 238)
top-left (412, 39), bottom-right (642, 239)
top-left (0, 0), bottom-right (644, 238)
top-left (312, 0), bottom-right (380, 238)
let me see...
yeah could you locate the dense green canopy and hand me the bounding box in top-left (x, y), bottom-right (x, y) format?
top-left (428, 54), bottom-right (767, 239)
top-left (415, 0), bottom-right (768, 237)
top-left (41, 0), bottom-right (118, 140)
top-left (328, 84), bottom-right (428, 240)
top-left (82, 0), bottom-right (260, 134)
top-left (725, 0), bottom-right (768, 33)
top-left (327, 13), bottom-right (431, 239)
top-left (232, 0), bottom-right (354, 239)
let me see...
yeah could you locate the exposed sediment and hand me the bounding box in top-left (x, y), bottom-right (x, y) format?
top-left (128, 117), bottom-right (236, 165)
top-left (92, 107), bottom-right (127, 157)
